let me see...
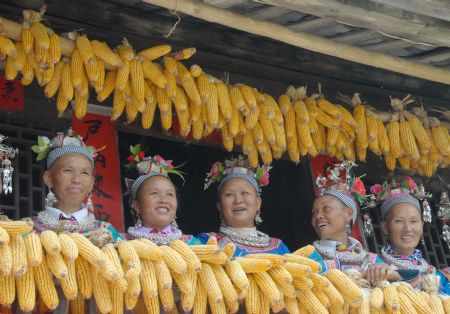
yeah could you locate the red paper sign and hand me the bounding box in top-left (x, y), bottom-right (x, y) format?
top-left (311, 155), bottom-right (363, 243)
top-left (72, 113), bottom-right (125, 232)
top-left (0, 77), bottom-right (24, 111)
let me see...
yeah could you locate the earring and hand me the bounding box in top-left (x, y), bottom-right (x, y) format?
top-left (86, 193), bottom-right (94, 212)
top-left (220, 216), bottom-right (226, 227)
top-left (136, 214), bottom-right (143, 228)
top-left (255, 211), bottom-right (263, 225)
top-left (171, 218), bottom-right (179, 229)
top-left (45, 188), bottom-right (57, 207)
top-left (345, 224), bottom-right (351, 234)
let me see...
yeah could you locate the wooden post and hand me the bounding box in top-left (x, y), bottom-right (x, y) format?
top-left (142, 0), bottom-right (450, 86)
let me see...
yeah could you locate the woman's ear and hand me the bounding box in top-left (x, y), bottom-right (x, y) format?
top-left (256, 196), bottom-right (262, 211)
top-left (43, 170), bottom-right (52, 188)
top-left (132, 200), bottom-right (140, 214)
top-left (345, 206), bottom-right (354, 224)
top-left (216, 202), bottom-right (222, 213)
top-left (381, 220), bottom-right (388, 236)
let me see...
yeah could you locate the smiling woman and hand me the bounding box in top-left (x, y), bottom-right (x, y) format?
top-left (197, 155), bottom-right (290, 256)
top-left (373, 177), bottom-right (450, 294)
top-left (124, 145), bottom-right (200, 245)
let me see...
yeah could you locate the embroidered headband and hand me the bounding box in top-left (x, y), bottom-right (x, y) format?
top-left (31, 128), bottom-right (99, 168)
top-left (315, 160), bottom-right (375, 224)
top-left (370, 177), bottom-right (424, 219)
top-left (204, 155), bottom-right (271, 194)
top-left (125, 144), bottom-right (184, 199)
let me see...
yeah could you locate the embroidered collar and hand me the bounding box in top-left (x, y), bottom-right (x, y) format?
top-left (127, 221), bottom-right (183, 245)
top-left (381, 245), bottom-right (429, 274)
top-left (134, 225), bottom-right (174, 235)
top-left (313, 236), bottom-right (369, 264)
top-left (219, 225), bottom-right (270, 248)
top-left (45, 206), bottom-right (88, 222)
top-left (383, 244), bottom-right (422, 264)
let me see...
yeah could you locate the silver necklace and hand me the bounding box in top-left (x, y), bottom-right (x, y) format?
top-left (219, 225), bottom-right (271, 248)
top-left (35, 211), bottom-right (97, 233)
top-left (313, 240), bottom-right (369, 264)
top-left (127, 226), bottom-right (183, 246)
top-left (381, 248), bottom-right (429, 274)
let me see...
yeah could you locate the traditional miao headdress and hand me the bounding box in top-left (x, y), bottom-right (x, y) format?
top-left (315, 161), bottom-right (376, 228)
top-left (125, 144), bottom-right (184, 200)
top-left (0, 134), bottom-right (18, 195)
top-left (31, 128), bottom-right (98, 168)
top-left (204, 155), bottom-right (271, 195)
top-left (370, 177), bottom-right (432, 222)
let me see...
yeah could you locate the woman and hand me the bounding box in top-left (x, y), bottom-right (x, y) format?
top-left (125, 145), bottom-right (200, 245)
top-left (31, 128), bottom-right (122, 245)
top-left (198, 155), bottom-right (290, 256)
top-left (372, 177), bottom-right (450, 293)
top-left (307, 161), bottom-right (391, 284)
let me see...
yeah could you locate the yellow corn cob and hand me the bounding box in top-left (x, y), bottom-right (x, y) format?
top-left (318, 98), bottom-right (342, 118)
top-left (117, 43), bottom-right (135, 62)
top-left (46, 252), bottom-right (68, 279)
top-left (16, 262), bottom-right (36, 312)
top-left (74, 257), bottom-right (92, 299)
top-left (287, 133), bottom-right (300, 163)
top-left (170, 240), bottom-right (201, 272)
top-left (69, 233), bottom-right (112, 269)
top-left (383, 284), bottom-right (400, 311)
top-left (284, 295), bottom-right (300, 314)
top-left (195, 74), bottom-right (211, 106)
top-left (21, 25), bottom-right (33, 53)
top-left (0, 227), bottom-right (9, 247)
top-left (60, 257), bottom-right (77, 300)
top-left (193, 278), bottom-right (208, 314)
top-left (337, 104), bottom-right (358, 127)
top-left (365, 113), bottom-right (378, 143)
top-left (24, 232), bottom-right (42, 267)
top-left (4, 55), bottom-right (18, 80)
top-left (141, 59), bottom-right (167, 88)
top-left (430, 295), bottom-right (445, 314)
top-left (68, 49), bottom-right (84, 91)
top-left (206, 81), bottom-right (219, 127)
top-left (138, 259), bottom-right (158, 299)
top-left (12, 42), bottom-right (26, 72)
top-left (292, 244), bottom-right (315, 257)
top-left (405, 114), bottom-right (431, 154)
top-left (399, 119), bottom-right (420, 161)
top-left (353, 103), bottom-right (368, 145)
top-left (298, 287), bottom-right (328, 314)
top-left (187, 64), bottom-right (202, 79)
top-left (246, 254), bottom-right (286, 268)
top-left (59, 62), bottom-right (73, 102)
top-left (224, 260), bottom-right (249, 291)
top-left (153, 259), bottom-right (173, 290)
top-left (192, 117), bottom-right (204, 140)
top-left (163, 56), bottom-right (178, 75)
top-left (397, 289), bottom-right (417, 314)
top-left (33, 254), bottom-right (59, 310)
top-left (386, 120), bottom-right (401, 158)
top-left (292, 276), bottom-right (314, 290)
top-left (228, 107), bottom-right (240, 137)
top-left (266, 94), bottom-right (284, 124)
top-left (278, 94), bottom-right (291, 117)
top-left (273, 120), bottom-right (287, 151)
top-left (252, 121), bottom-right (266, 146)
top-left (92, 58), bottom-right (105, 93)
top-left (431, 124), bottom-right (450, 156)
top-left (244, 275), bottom-right (261, 314)
top-left (92, 268), bottom-right (113, 314)
top-left (0, 35), bottom-right (17, 59)
top-left (21, 57), bottom-right (34, 85)
top-left (313, 286), bottom-right (331, 308)
top-left (159, 284), bottom-right (175, 312)
top-left (257, 291), bottom-right (270, 314)
top-left (240, 85), bottom-right (257, 110)
top-left (198, 263), bottom-right (223, 304)
top-left (221, 127), bottom-right (234, 152)
top-left (293, 100), bottom-right (309, 125)
top-left (0, 271), bottom-right (15, 306)
top-left (130, 58), bottom-right (145, 103)
top-left (283, 105), bottom-right (297, 141)
top-left (259, 114), bottom-right (276, 145)
top-left (58, 233), bottom-right (78, 261)
top-left (171, 47), bottom-right (196, 60)
top-left (115, 59), bottom-right (130, 91)
top-left (34, 41), bottom-right (48, 66)
top-left (10, 235), bottom-right (27, 277)
top-left (316, 107), bottom-right (339, 128)
top-left (141, 100), bottom-right (157, 129)
top-left (109, 88), bottom-right (126, 120)
top-left (326, 127), bottom-right (340, 150)
top-left (376, 118), bottom-right (390, 155)
top-left (397, 285), bottom-right (432, 313)
top-left (235, 257), bottom-right (272, 273)
top-left (229, 85), bottom-right (246, 112)
top-left (253, 271), bottom-right (282, 302)
top-left (180, 73), bottom-right (202, 106)
top-left (124, 276), bottom-right (140, 310)
top-left (140, 295), bottom-right (158, 313)
top-left (160, 245), bottom-right (188, 275)
top-left (138, 44), bottom-right (171, 60)
top-left (47, 31), bottom-right (61, 65)
top-left (40, 230), bottom-right (61, 255)
top-left (419, 290), bottom-right (431, 306)
top-left (118, 240), bottom-right (141, 280)
top-left (43, 60), bottom-right (63, 98)
top-left (75, 35), bottom-right (95, 65)
top-left (211, 264), bottom-right (239, 306)
top-left (215, 81), bottom-right (233, 121)
top-left (326, 269), bottom-right (362, 307)
top-left (269, 296), bottom-right (285, 313)
top-left (90, 40), bottom-right (121, 67)
top-left (163, 67), bottom-right (177, 100)
top-left (442, 297), bottom-right (450, 313)
top-left (245, 107), bottom-right (259, 130)
top-left (30, 21), bottom-right (49, 49)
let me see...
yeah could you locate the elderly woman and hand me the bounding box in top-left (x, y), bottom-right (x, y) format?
top-left (31, 128), bottom-right (122, 243)
top-left (306, 161), bottom-right (393, 284)
top-left (125, 145), bottom-right (200, 245)
top-left (27, 128), bottom-right (122, 314)
top-left (198, 155), bottom-right (289, 256)
top-left (373, 178), bottom-right (450, 293)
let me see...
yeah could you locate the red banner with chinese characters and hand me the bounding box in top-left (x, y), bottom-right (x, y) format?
top-left (0, 77), bottom-right (24, 111)
top-left (311, 155), bottom-right (363, 243)
top-left (72, 113), bottom-right (124, 232)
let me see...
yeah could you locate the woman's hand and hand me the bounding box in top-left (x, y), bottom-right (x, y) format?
top-left (365, 263), bottom-right (391, 283)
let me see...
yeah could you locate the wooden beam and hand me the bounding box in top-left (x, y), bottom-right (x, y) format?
top-left (364, 39), bottom-right (416, 53)
top-left (142, 0), bottom-right (450, 85)
top-left (256, 0), bottom-right (450, 47)
top-left (369, 0), bottom-right (450, 22)
top-left (333, 30), bottom-right (378, 45)
top-left (203, 0), bottom-right (245, 9)
top-left (248, 6), bottom-right (291, 20)
top-left (416, 50), bottom-right (450, 63)
top-left (288, 17), bottom-right (336, 32)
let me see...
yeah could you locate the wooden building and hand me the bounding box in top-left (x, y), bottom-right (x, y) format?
top-left (1, 0), bottom-right (449, 267)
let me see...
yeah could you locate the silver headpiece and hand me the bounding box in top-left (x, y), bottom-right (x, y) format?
top-left (0, 135), bottom-right (18, 195)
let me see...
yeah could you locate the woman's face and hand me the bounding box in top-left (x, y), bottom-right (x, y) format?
top-left (134, 175), bottom-right (178, 231)
top-left (217, 177), bottom-right (262, 228)
top-left (43, 153), bottom-right (94, 213)
top-left (381, 202), bottom-right (423, 256)
top-left (311, 194), bottom-right (353, 241)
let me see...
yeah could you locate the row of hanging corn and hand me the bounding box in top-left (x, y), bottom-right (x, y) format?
top-left (0, 219), bottom-right (449, 314)
top-left (0, 8), bottom-right (448, 176)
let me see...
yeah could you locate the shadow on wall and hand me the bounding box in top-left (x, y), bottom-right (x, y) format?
top-left (118, 132), bottom-right (317, 251)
